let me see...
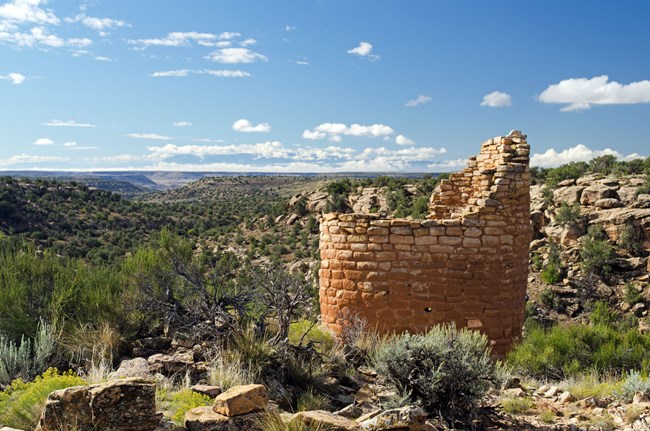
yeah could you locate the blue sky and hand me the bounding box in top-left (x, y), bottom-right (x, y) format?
top-left (1, 0), bottom-right (649, 172)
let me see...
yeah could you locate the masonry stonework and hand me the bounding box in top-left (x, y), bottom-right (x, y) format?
top-left (319, 131), bottom-right (531, 355)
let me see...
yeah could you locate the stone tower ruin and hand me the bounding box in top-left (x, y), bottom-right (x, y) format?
top-left (318, 130), bottom-right (531, 355)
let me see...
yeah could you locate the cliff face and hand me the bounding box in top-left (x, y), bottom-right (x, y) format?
top-left (527, 173), bottom-right (650, 325)
top-left (319, 131), bottom-right (531, 355)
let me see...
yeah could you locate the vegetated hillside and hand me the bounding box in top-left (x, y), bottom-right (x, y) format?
top-left (4, 164), bottom-right (650, 430)
top-left (0, 176), bottom-right (174, 262)
top-left (525, 156), bottom-right (650, 326)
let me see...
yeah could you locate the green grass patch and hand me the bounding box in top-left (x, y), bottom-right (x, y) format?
top-left (500, 396), bottom-right (534, 415)
top-left (538, 410), bottom-right (556, 424)
top-left (559, 373), bottom-right (621, 399)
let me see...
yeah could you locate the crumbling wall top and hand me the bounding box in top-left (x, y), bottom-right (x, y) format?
top-left (428, 130), bottom-right (530, 220)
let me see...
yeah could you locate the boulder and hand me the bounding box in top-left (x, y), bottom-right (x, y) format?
top-left (530, 210), bottom-right (546, 239)
top-left (36, 385), bottom-right (92, 431)
top-left (543, 386), bottom-right (559, 398)
top-left (286, 213), bottom-right (300, 225)
top-left (350, 188), bottom-right (387, 214)
top-left (212, 384), bottom-right (268, 416)
top-left (191, 384), bottom-right (222, 398)
top-left (37, 378), bottom-right (160, 431)
top-left (595, 198), bottom-right (623, 209)
top-left (147, 350), bottom-right (194, 374)
top-left (618, 186), bottom-right (640, 205)
top-left (553, 186), bottom-right (584, 205)
top-left (558, 391), bottom-right (576, 404)
top-left (589, 208), bottom-right (650, 245)
top-left (184, 406), bottom-right (262, 431)
top-left (560, 222), bottom-right (587, 246)
top-left (358, 406), bottom-right (427, 430)
top-left (291, 410), bottom-right (360, 430)
top-left (108, 357), bottom-right (154, 380)
top-left (580, 184), bottom-right (619, 206)
top-left (631, 415), bottom-right (650, 431)
top-left (503, 388), bottom-right (526, 398)
top-left (307, 192), bottom-right (329, 212)
top-left (633, 194), bottom-right (650, 209)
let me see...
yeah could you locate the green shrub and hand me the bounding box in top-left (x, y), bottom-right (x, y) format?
top-left (541, 186), bottom-right (554, 205)
top-left (589, 301), bottom-right (616, 326)
top-left (168, 389), bottom-right (212, 425)
top-left (615, 370), bottom-right (650, 402)
top-left (372, 324), bottom-right (496, 424)
top-left (554, 202), bottom-right (581, 226)
top-left (507, 321), bottom-right (650, 380)
top-left (0, 320), bottom-right (57, 384)
top-left (589, 155), bottom-right (617, 176)
top-left (540, 242), bottom-right (563, 285)
top-left (540, 264), bottom-right (563, 285)
top-left (545, 162), bottom-right (588, 187)
top-left (618, 225), bottom-right (641, 254)
top-left (625, 283), bottom-right (642, 305)
top-left (580, 226), bottom-right (615, 276)
top-left (538, 288), bottom-right (561, 310)
top-left (0, 368), bottom-right (86, 429)
top-left (638, 175), bottom-right (650, 195)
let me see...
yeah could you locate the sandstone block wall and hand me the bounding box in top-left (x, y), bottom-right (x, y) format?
top-left (319, 131), bottom-right (531, 355)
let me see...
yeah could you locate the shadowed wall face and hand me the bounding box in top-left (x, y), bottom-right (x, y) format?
top-left (319, 131), bottom-right (531, 355)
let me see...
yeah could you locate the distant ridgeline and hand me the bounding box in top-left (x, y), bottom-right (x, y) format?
top-left (319, 131), bottom-right (531, 356)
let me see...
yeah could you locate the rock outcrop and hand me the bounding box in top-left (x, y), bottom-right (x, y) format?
top-left (36, 378), bottom-right (160, 431)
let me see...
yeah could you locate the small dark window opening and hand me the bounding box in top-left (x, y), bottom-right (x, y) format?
top-left (424, 307), bottom-right (432, 313)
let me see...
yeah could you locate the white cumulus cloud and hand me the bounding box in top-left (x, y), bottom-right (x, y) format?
top-left (302, 122), bottom-right (394, 142)
top-left (127, 133), bottom-right (173, 140)
top-left (539, 75), bottom-right (650, 112)
top-left (347, 41), bottom-right (379, 60)
top-left (173, 121), bottom-right (192, 127)
top-left (33, 137), bottom-right (54, 145)
top-left (405, 95), bottom-right (431, 107)
top-left (0, 72), bottom-right (25, 84)
top-left (205, 48), bottom-right (268, 64)
top-left (395, 135), bottom-right (415, 146)
top-left (43, 119), bottom-right (96, 127)
top-left (65, 13), bottom-right (128, 35)
top-left (0, 26), bottom-right (92, 48)
top-left (0, 0), bottom-right (59, 25)
top-left (531, 144), bottom-right (646, 168)
top-left (480, 91), bottom-right (512, 107)
top-left (218, 32), bottom-right (240, 40)
top-left (232, 119), bottom-right (271, 133)
top-left (240, 38), bottom-right (256, 47)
